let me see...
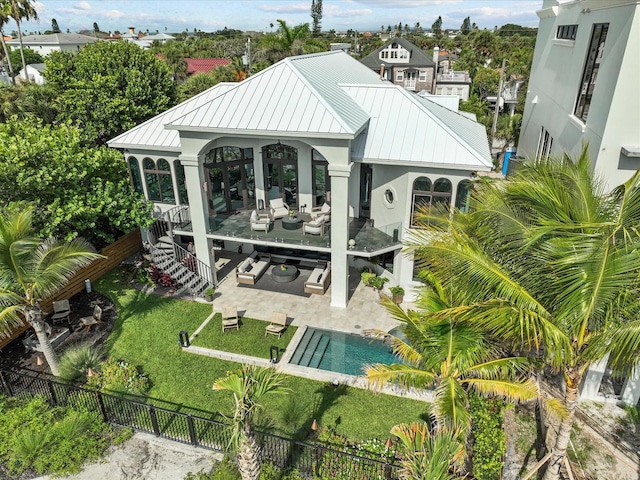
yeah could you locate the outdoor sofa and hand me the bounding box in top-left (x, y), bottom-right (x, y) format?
top-left (304, 261), bottom-right (331, 295)
top-left (235, 251), bottom-right (270, 285)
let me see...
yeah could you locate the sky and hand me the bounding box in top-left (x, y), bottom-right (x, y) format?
top-left (9, 0), bottom-right (543, 36)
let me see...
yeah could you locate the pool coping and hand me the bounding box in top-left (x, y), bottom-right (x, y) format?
top-left (183, 324), bottom-right (433, 402)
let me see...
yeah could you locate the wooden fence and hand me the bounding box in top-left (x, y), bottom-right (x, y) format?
top-left (0, 229), bottom-right (142, 349)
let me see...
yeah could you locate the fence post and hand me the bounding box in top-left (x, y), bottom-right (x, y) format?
top-left (0, 371), bottom-right (13, 397)
top-left (95, 390), bottom-right (108, 422)
top-left (46, 380), bottom-right (58, 406)
top-left (313, 444), bottom-right (323, 476)
top-left (149, 405), bottom-right (160, 436)
top-left (187, 414), bottom-right (198, 446)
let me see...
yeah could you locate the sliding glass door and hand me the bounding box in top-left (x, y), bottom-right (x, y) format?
top-left (204, 147), bottom-right (256, 214)
top-left (263, 144), bottom-right (298, 209)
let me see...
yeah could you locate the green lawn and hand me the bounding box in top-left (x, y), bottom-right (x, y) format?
top-left (190, 313), bottom-right (297, 359)
top-left (95, 267), bottom-right (429, 441)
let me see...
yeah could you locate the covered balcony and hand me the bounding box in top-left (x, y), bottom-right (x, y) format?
top-left (167, 206), bottom-right (401, 256)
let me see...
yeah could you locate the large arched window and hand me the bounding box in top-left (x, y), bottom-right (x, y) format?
top-left (143, 158), bottom-right (175, 203)
top-left (455, 180), bottom-right (472, 213)
top-left (411, 176), bottom-right (452, 227)
top-left (127, 157), bottom-right (144, 195)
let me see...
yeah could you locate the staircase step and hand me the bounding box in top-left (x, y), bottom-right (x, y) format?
top-left (308, 336), bottom-right (330, 369)
top-left (298, 332), bottom-right (323, 367)
top-left (290, 329), bottom-right (315, 365)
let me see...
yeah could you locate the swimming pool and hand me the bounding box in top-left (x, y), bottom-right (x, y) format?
top-left (289, 327), bottom-right (400, 376)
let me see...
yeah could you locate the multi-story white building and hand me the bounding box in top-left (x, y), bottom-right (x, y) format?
top-left (518, 0), bottom-right (640, 191)
top-left (109, 51), bottom-right (491, 309)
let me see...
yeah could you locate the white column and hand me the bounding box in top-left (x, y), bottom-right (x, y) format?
top-left (180, 154), bottom-right (213, 278)
top-left (328, 164), bottom-right (352, 308)
top-left (579, 353), bottom-right (609, 401)
top-left (621, 367), bottom-right (640, 407)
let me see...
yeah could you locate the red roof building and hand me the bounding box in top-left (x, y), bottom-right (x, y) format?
top-left (185, 58), bottom-right (230, 76)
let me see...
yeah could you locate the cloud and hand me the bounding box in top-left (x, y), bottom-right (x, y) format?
top-left (258, 3), bottom-right (309, 14)
top-left (73, 1), bottom-right (91, 11)
top-left (352, 0), bottom-right (462, 7)
top-left (325, 5), bottom-right (373, 18)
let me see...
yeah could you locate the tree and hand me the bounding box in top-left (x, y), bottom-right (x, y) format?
top-left (391, 423), bottom-right (463, 480)
top-left (471, 67), bottom-right (500, 100)
top-left (260, 19), bottom-right (310, 62)
top-left (366, 290), bottom-right (537, 440)
top-left (213, 365), bottom-right (289, 480)
top-left (92, 22), bottom-right (99, 34)
top-left (0, 8), bottom-right (15, 83)
top-left (310, 0), bottom-right (322, 35)
top-left (0, 118), bottom-right (154, 247)
top-left (0, 82), bottom-right (57, 123)
top-left (0, 208), bottom-right (101, 376)
top-left (51, 17), bottom-right (60, 33)
top-left (2, 0), bottom-right (39, 82)
top-left (405, 148), bottom-right (640, 480)
top-left (45, 40), bottom-right (176, 145)
top-left (9, 46), bottom-right (42, 68)
top-left (461, 16), bottom-right (471, 35)
top-left (177, 66), bottom-right (237, 102)
top-left (431, 16), bottom-right (442, 36)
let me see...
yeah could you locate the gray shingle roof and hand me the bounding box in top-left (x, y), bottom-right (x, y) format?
top-left (361, 37), bottom-right (436, 70)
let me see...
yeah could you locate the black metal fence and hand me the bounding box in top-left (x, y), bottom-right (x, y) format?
top-left (0, 369), bottom-right (400, 479)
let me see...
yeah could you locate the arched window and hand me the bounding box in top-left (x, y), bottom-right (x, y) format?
top-left (127, 157), bottom-right (144, 195)
top-left (143, 158), bottom-right (175, 204)
top-left (174, 160), bottom-right (188, 204)
top-left (411, 176), bottom-right (452, 227)
top-left (456, 180), bottom-right (472, 213)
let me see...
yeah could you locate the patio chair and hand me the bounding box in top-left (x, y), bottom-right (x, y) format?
top-left (80, 305), bottom-right (103, 333)
top-left (269, 198), bottom-right (290, 220)
top-left (50, 299), bottom-right (71, 326)
top-left (303, 216), bottom-right (328, 236)
top-left (310, 202), bottom-right (331, 221)
top-left (250, 209), bottom-right (272, 232)
top-left (265, 312), bottom-right (288, 338)
top-left (222, 305), bottom-right (239, 332)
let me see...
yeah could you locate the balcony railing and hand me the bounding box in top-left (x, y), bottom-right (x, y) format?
top-left (170, 207), bottom-right (402, 254)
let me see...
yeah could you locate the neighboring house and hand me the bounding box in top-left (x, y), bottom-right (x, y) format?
top-left (518, 0), bottom-right (640, 407)
top-left (108, 51), bottom-right (491, 309)
top-left (518, 0), bottom-right (640, 192)
top-left (6, 33), bottom-right (99, 56)
top-left (18, 63), bottom-right (45, 84)
top-left (143, 33), bottom-right (175, 44)
top-left (433, 46), bottom-right (471, 102)
top-left (361, 37), bottom-right (436, 93)
top-left (185, 58), bottom-right (231, 77)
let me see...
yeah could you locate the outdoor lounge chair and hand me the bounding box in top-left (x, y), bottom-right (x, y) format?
top-left (250, 209), bottom-right (272, 232)
top-left (310, 202), bottom-right (331, 221)
top-left (50, 299), bottom-right (71, 326)
top-left (303, 216), bottom-right (328, 236)
top-left (222, 305), bottom-right (239, 332)
top-left (269, 198), bottom-right (290, 220)
top-left (265, 312), bottom-right (288, 338)
top-left (80, 305), bottom-right (103, 333)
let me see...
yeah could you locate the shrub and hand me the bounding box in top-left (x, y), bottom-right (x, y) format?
top-left (86, 358), bottom-right (150, 396)
top-left (0, 395), bottom-right (129, 477)
top-left (184, 456), bottom-right (240, 479)
top-left (59, 343), bottom-right (104, 383)
top-left (361, 272), bottom-right (377, 287)
top-left (149, 264), bottom-right (178, 288)
top-left (470, 393), bottom-right (505, 480)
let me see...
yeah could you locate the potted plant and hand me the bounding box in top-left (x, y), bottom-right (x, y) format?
top-left (370, 276), bottom-right (389, 292)
top-left (204, 287), bottom-right (215, 302)
top-left (389, 285), bottom-right (405, 304)
top-left (361, 271), bottom-right (377, 287)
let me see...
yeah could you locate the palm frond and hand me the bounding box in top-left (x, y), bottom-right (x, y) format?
top-left (433, 376), bottom-right (471, 437)
top-left (462, 377), bottom-right (538, 403)
top-left (365, 363), bottom-right (437, 391)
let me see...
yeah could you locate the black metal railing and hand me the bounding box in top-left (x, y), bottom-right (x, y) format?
top-left (0, 369), bottom-right (400, 478)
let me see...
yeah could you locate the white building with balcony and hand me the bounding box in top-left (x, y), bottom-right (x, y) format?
top-left (518, 0), bottom-right (640, 191)
top-left (108, 51), bottom-right (491, 309)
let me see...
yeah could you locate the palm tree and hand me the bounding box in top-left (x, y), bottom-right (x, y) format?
top-left (391, 422), bottom-right (463, 480)
top-left (213, 364), bottom-right (289, 480)
top-left (366, 285), bottom-right (537, 441)
top-left (0, 3), bottom-right (15, 84)
top-left (405, 146), bottom-right (640, 480)
top-left (2, 0), bottom-right (39, 82)
top-left (0, 209), bottom-right (101, 376)
top-left (261, 19), bottom-right (310, 62)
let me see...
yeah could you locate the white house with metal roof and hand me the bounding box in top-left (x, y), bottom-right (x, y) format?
top-left (109, 51), bottom-right (491, 308)
top-left (6, 33), bottom-right (99, 56)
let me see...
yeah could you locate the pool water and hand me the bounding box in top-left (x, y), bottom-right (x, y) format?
top-left (289, 327), bottom-right (400, 376)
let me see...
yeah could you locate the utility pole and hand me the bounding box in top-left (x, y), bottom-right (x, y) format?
top-left (491, 58), bottom-right (506, 146)
top-left (243, 38), bottom-right (252, 77)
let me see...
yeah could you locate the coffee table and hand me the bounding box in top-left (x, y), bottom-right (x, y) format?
top-left (271, 265), bottom-right (299, 283)
top-left (281, 216), bottom-right (302, 230)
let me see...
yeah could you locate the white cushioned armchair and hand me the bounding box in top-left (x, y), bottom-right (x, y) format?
top-left (310, 202), bottom-right (331, 221)
top-left (250, 209), bottom-right (272, 232)
top-left (269, 198), bottom-right (290, 220)
top-left (303, 215), bottom-right (328, 236)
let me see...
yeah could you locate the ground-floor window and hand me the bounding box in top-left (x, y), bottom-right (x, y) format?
top-left (411, 176), bottom-right (452, 227)
top-left (455, 180), bottom-right (472, 213)
top-left (536, 127), bottom-right (553, 161)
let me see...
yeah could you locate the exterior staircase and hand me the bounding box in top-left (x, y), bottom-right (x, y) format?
top-left (146, 211), bottom-right (213, 298)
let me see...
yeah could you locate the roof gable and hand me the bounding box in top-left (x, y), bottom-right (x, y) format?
top-left (361, 37), bottom-right (436, 69)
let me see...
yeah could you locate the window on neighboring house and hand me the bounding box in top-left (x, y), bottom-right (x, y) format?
top-left (391, 51), bottom-right (398, 59)
top-left (380, 51), bottom-right (388, 59)
top-left (536, 127), bottom-right (553, 161)
top-left (574, 23), bottom-right (608, 122)
top-left (127, 157), bottom-right (144, 195)
top-left (411, 176), bottom-right (452, 227)
top-left (556, 24), bottom-right (578, 40)
top-left (396, 72), bottom-right (404, 81)
top-left (399, 50), bottom-right (408, 59)
top-left (419, 71), bottom-right (426, 82)
top-left (174, 160), bottom-right (188, 204)
top-left (143, 158), bottom-right (175, 203)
